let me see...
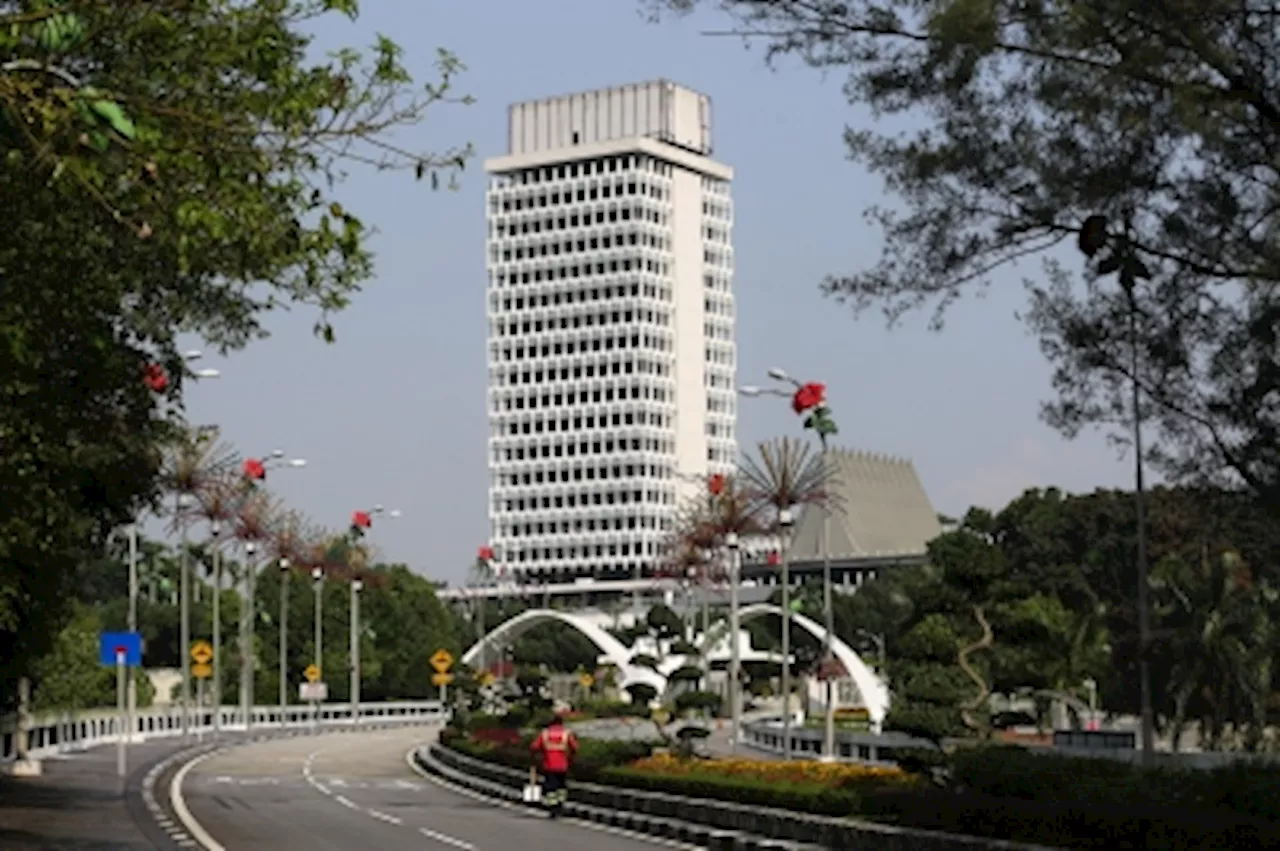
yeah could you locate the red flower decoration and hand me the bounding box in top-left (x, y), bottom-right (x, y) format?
top-left (707, 473), bottom-right (726, 495)
top-left (242, 458), bottom-right (266, 481)
top-left (477, 545), bottom-right (494, 561)
top-left (767, 551), bottom-right (781, 567)
top-left (143, 363), bottom-right (169, 393)
top-left (791, 382), bottom-right (825, 414)
top-left (352, 511), bottom-right (372, 529)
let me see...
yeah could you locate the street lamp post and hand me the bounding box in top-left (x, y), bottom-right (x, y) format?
top-left (241, 540), bottom-right (258, 730)
top-left (726, 531), bottom-right (742, 750)
top-left (347, 505), bottom-right (399, 725)
top-left (238, 451), bottom-right (306, 730)
top-left (127, 524), bottom-right (139, 742)
top-left (172, 352), bottom-right (219, 742)
top-left (278, 557), bottom-right (291, 724)
top-left (778, 507), bottom-right (795, 760)
top-left (743, 371), bottom-right (840, 761)
top-left (312, 566), bottom-right (323, 727)
top-left (210, 521), bottom-right (223, 733)
top-left (350, 578), bottom-right (363, 723)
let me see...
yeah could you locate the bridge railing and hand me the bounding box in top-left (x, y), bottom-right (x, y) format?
top-left (0, 700), bottom-right (446, 763)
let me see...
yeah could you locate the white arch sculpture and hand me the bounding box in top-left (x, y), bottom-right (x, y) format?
top-left (460, 609), bottom-right (666, 698)
top-left (732, 603), bottom-right (890, 731)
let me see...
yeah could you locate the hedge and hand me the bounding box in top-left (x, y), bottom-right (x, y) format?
top-left (861, 786), bottom-right (1280, 850)
top-left (951, 745), bottom-right (1280, 823)
top-left (600, 766), bottom-right (863, 817)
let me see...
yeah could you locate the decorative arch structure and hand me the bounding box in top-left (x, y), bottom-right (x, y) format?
top-left (733, 603), bottom-right (890, 730)
top-left (460, 609), bottom-right (666, 696)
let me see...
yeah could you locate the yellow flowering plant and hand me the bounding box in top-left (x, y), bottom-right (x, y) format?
top-left (625, 753), bottom-right (918, 790)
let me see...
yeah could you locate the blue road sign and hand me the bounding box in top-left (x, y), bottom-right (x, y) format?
top-left (99, 631), bottom-right (142, 667)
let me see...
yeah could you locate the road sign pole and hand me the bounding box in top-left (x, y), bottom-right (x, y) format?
top-left (127, 524), bottom-right (138, 745)
top-left (116, 649), bottom-right (126, 790)
top-left (197, 678), bottom-right (205, 742)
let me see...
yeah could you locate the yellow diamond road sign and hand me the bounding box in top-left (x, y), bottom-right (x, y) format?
top-left (431, 672), bottom-right (454, 686)
top-left (430, 649), bottom-right (453, 673)
top-left (579, 673), bottom-right (594, 688)
top-left (190, 640), bottom-right (213, 665)
top-left (192, 662), bottom-right (213, 679)
top-left (304, 663), bottom-right (321, 683)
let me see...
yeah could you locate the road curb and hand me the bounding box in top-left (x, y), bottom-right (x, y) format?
top-left (410, 744), bottom-right (820, 851)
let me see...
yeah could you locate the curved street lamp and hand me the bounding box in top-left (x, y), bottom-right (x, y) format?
top-left (346, 505), bottom-right (399, 723)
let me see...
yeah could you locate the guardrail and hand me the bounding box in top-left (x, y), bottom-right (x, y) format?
top-left (1, 700), bottom-right (446, 763)
top-left (740, 718), bottom-right (926, 764)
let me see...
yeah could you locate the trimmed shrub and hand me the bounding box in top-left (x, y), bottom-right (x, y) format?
top-left (861, 785), bottom-right (1280, 850)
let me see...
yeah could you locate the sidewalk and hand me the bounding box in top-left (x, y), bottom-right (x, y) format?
top-left (0, 737), bottom-right (188, 850)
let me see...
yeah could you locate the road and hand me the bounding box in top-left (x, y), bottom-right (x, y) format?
top-left (177, 727), bottom-right (684, 851)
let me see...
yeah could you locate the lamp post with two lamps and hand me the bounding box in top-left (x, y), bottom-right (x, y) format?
top-left (140, 350), bottom-right (220, 742)
top-left (238, 451), bottom-right (306, 730)
top-left (741, 369), bottom-right (840, 762)
top-left (346, 505), bottom-right (400, 724)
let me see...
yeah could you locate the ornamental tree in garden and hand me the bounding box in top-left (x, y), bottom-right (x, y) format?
top-left (0, 0), bottom-right (471, 703)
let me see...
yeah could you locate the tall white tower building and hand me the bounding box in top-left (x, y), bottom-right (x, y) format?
top-left (484, 81), bottom-right (737, 584)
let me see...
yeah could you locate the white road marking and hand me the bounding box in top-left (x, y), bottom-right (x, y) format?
top-left (420, 826), bottom-right (476, 849)
top-left (169, 751), bottom-right (228, 851)
top-left (369, 809), bottom-right (404, 825)
top-left (334, 794), bottom-right (359, 809)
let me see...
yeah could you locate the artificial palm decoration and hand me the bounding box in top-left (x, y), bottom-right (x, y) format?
top-left (738, 436), bottom-right (839, 525)
top-left (161, 425), bottom-right (238, 519)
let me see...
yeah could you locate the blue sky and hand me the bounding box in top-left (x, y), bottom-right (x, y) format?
top-left (178, 0), bottom-right (1133, 585)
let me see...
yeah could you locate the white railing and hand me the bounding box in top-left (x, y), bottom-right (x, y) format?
top-left (0, 700), bottom-right (446, 762)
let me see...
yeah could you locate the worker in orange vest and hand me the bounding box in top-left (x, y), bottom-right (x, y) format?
top-left (530, 714), bottom-right (578, 817)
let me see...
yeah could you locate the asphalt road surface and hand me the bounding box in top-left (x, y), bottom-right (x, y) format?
top-left (178, 727), bottom-right (685, 851)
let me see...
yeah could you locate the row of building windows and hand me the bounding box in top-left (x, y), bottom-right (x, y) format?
top-left (499, 408), bottom-right (674, 435)
top-left (495, 381), bottom-right (673, 412)
top-left (492, 485), bottom-right (676, 507)
top-left (501, 513), bottom-right (663, 537)
top-left (494, 330), bottom-right (673, 361)
top-left (493, 280), bottom-right (669, 313)
top-left (496, 493), bottom-right (679, 519)
top-left (490, 197), bottom-right (670, 227)
top-left (489, 273), bottom-right (671, 302)
top-left (490, 176), bottom-right (670, 212)
top-left (508, 543), bottom-right (658, 562)
top-left (496, 435), bottom-right (675, 462)
top-left (494, 306), bottom-right (670, 339)
top-left (497, 461), bottom-right (686, 488)
top-left (494, 355), bottom-right (673, 387)
top-left (490, 228), bottom-right (671, 258)
top-left (489, 154), bottom-right (672, 190)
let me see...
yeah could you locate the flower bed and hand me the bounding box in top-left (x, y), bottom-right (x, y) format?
top-left (601, 753), bottom-right (915, 817)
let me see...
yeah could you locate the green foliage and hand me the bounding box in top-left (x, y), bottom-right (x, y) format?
top-left (0, 0), bottom-right (470, 703)
top-left (510, 620), bottom-right (599, 672)
top-left (841, 484), bottom-right (1280, 746)
top-left (601, 766), bottom-right (865, 817)
top-left (646, 604), bottom-right (684, 638)
top-left (674, 690), bottom-right (721, 716)
top-left (30, 604), bottom-right (153, 711)
top-left (646, 0), bottom-right (1280, 507)
top-left (625, 682), bottom-right (658, 706)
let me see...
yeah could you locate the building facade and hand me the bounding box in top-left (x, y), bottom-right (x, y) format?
top-left (484, 81), bottom-right (737, 584)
